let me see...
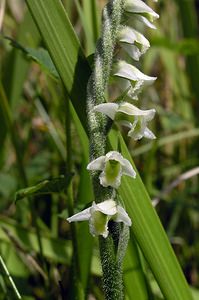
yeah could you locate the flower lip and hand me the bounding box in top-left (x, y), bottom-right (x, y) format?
top-left (92, 199), bottom-right (117, 215)
top-left (94, 103), bottom-right (118, 120)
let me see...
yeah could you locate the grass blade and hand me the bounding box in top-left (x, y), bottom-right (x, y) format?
top-left (25, 0), bottom-right (90, 131)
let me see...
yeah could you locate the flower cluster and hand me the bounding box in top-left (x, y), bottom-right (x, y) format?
top-left (67, 0), bottom-right (158, 238)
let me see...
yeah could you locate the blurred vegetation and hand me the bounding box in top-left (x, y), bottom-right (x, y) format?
top-left (0, 0), bottom-right (199, 299)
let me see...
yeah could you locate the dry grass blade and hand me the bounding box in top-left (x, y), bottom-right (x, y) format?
top-left (0, 0), bottom-right (5, 31)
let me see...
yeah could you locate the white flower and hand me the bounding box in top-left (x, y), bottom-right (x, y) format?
top-left (124, 0), bottom-right (159, 29)
top-left (94, 102), bottom-right (156, 140)
top-left (118, 26), bottom-right (150, 61)
top-left (113, 60), bottom-right (156, 99)
top-left (87, 151), bottom-right (136, 188)
top-left (67, 199), bottom-right (132, 238)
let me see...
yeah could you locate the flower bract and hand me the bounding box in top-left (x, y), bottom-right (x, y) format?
top-left (87, 151), bottom-right (136, 188)
top-left (94, 102), bottom-right (156, 140)
top-left (67, 199), bottom-right (132, 238)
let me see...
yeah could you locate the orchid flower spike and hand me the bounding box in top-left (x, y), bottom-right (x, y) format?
top-left (113, 60), bottom-right (156, 99)
top-left (118, 26), bottom-right (150, 61)
top-left (67, 199), bottom-right (131, 238)
top-left (124, 0), bottom-right (159, 29)
top-left (94, 102), bottom-right (156, 140)
top-left (87, 151), bottom-right (136, 188)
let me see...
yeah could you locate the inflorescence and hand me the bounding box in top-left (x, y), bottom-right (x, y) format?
top-left (67, 0), bottom-right (159, 238)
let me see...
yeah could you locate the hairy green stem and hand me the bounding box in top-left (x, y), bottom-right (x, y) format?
top-left (86, 1), bottom-right (125, 299)
top-left (87, 0), bottom-right (124, 201)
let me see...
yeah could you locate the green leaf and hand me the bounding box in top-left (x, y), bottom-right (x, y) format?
top-left (109, 130), bottom-right (192, 300)
top-left (75, 0), bottom-right (100, 55)
top-left (15, 174), bottom-right (73, 202)
top-left (5, 37), bottom-right (59, 80)
top-left (0, 216), bottom-right (71, 265)
top-left (0, 216), bottom-right (100, 275)
top-left (25, 47), bottom-right (59, 79)
top-left (25, 0), bottom-right (91, 132)
top-left (2, 10), bottom-right (40, 110)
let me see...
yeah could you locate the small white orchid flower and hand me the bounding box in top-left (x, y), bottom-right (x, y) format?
top-left (118, 26), bottom-right (150, 61)
top-left (87, 151), bottom-right (136, 188)
top-left (124, 0), bottom-right (159, 29)
top-left (67, 199), bottom-right (132, 238)
top-left (94, 102), bottom-right (156, 140)
top-left (113, 60), bottom-right (156, 99)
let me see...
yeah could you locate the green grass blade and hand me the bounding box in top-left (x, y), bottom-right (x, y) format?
top-left (0, 10), bottom-right (40, 165)
top-left (3, 10), bottom-right (40, 111)
top-left (15, 175), bottom-right (72, 202)
top-left (109, 130), bottom-right (192, 300)
top-left (0, 255), bottom-right (22, 299)
top-left (82, 0), bottom-right (100, 55)
top-left (25, 0), bottom-right (90, 131)
top-left (175, 0), bottom-right (199, 110)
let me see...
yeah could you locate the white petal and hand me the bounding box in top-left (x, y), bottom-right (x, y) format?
top-left (143, 127), bottom-right (156, 139)
top-left (94, 200), bottom-right (117, 216)
top-left (67, 207), bottom-right (91, 223)
top-left (113, 61), bottom-right (157, 83)
top-left (134, 14), bottom-right (157, 29)
top-left (143, 108), bottom-right (156, 121)
top-left (124, 0), bottom-right (159, 20)
top-left (118, 102), bottom-right (156, 120)
top-left (87, 156), bottom-right (106, 171)
top-left (94, 103), bottom-right (118, 120)
top-left (114, 205), bottom-right (132, 226)
top-left (120, 158), bottom-right (136, 178)
top-left (121, 43), bottom-right (141, 61)
top-left (105, 151), bottom-right (124, 163)
top-left (118, 102), bottom-right (141, 115)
